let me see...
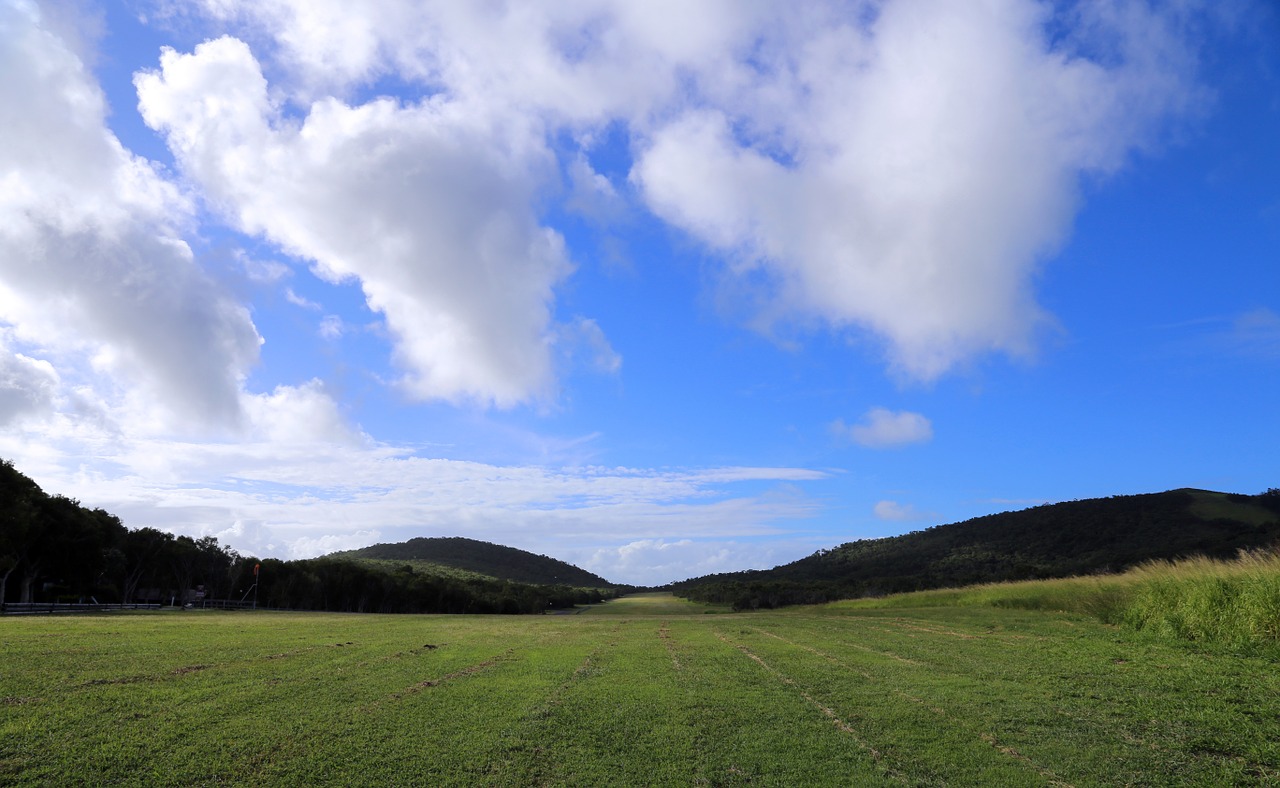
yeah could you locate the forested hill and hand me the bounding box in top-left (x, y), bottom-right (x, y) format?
top-left (0, 459), bottom-right (617, 613)
top-left (329, 537), bottom-right (614, 588)
top-left (671, 488), bottom-right (1280, 610)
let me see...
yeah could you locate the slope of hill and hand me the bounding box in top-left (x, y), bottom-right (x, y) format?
top-left (671, 488), bottom-right (1280, 609)
top-left (329, 537), bottom-right (615, 588)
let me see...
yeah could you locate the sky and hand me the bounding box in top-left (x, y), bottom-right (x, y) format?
top-left (1, 0), bottom-right (1277, 586)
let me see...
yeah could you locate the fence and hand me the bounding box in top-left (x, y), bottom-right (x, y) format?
top-left (0, 602), bottom-right (162, 615)
top-left (196, 599), bottom-right (261, 610)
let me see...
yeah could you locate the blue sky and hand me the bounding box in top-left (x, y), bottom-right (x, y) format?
top-left (1, 0), bottom-right (1276, 585)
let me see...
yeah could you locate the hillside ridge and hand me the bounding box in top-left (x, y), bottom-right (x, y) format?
top-left (671, 487), bottom-right (1280, 609)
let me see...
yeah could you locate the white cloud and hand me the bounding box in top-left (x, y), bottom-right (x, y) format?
top-left (577, 538), bottom-right (802, 586)
top-left (0, 3), bottom-right (261, 429)
top-left (241, 380), bottom-right (366, 446)
top-left (136, 36), bottom-right (571, 408)
top-left (168, 0), bottom-right (1208, 382)
top-left (0, 0), bottom-right (1229, 587)
top-left (628, 0), bottom-right (1205, 378)
top-left (0, 415), bottom-right (828, 584)
top-left (874, 499), bottom-right (926, 522)
top-left (833, 407), bottom-right (933, 449)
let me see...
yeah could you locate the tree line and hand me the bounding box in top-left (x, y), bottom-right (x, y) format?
top-left (0, 460), bottom-right (614, 613)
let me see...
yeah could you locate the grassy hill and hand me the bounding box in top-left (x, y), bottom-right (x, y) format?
top-left (329, 536), bottom-right (615, 588)
top-left (672, 488), bottom-right (1280, 609)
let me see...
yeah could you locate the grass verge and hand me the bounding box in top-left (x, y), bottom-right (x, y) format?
top-left (831, 548), bottom-right (1280, 654)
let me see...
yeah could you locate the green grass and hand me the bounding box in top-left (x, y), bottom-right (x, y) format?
top-left (3, 593), bottom-right (1278, 785)
top-left (832, 547), bottom-right (1280, 655)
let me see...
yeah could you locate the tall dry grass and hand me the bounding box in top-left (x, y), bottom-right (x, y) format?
top-left (831, 547), bottom-right (1280, 652)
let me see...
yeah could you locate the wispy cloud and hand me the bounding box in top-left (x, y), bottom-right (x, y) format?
top-left (0, 409), bottom-right (830, 584)
top-left (318, 315), bottom-right (344, 340)
top-left (1229, 308), bottom-right (1280, 359)
top-left (832, 408), bottom-right (933, 449)
top-left (558, 317), bottom-right (622, 375)
top-left (285, 288), bottom-right (322, 311)
top-left (239, 252), bottom-right (291, 284)
top-left (1161, 308), bottom-right (1280, 362)
top-left (873, 499), bottom-right (929, 522)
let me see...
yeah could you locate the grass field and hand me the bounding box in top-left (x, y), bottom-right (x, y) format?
top-left (3, 593), bottom-right (1278, 786)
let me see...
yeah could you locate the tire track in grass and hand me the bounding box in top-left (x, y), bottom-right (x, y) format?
top-left (749, 625), bottom-right (1076, 787)
top-left (73, 664), bottom-right (213, 689)
top-left (713, 629), bottom-right (911, 785)
top-left (526, 635), bottom-right (615, 720)
top-left (780, 616), bottom-right (924, 665)
top-left (658, 620), bottom-right (682, 671)
top-left (754, 627), bottom-right (959, 717)
top-left (888, 619), bottom-right (983, 639)
top-left (484, 625), bottom-right (623, 785)
top-left (834, 614), bottom-right (1191, 766)
top-left (369, 648), bottom-right (517, 706)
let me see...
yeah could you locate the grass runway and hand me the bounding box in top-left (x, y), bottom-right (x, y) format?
top-left (2, 593), bottom-right (1277, 785)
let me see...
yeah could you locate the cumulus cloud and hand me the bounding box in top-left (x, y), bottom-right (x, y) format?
top-left (160, 0), bottom-right (1209, 384)
top-left (0, 3), bottom-right (261, 428)
top-left (136, 36), bottom-right (571, 408)
top-left (0, 0), bottom-right (1226, 585)
top-left (628, 0), bottom-right (1205, 378)
top-left (833, 407), bottom-right (933, 449)
top-left (241, 380), bottom-right (366, 446)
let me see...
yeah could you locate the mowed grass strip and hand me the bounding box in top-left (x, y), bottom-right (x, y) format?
top-left (484, 616), bottom-right (886, 786)
top-left (3, 596), bottom-right (1280, 785)
top-left (714, 625), bottom-right (1055, 786)
top-left (763, 607), bottom-right (1280, 784)
top-left (1, 612), bottom-right (573, 785)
